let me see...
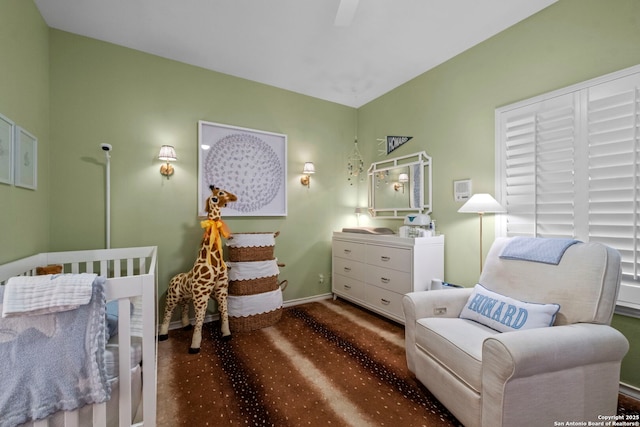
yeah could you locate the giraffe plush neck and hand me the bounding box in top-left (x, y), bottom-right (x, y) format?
top-left (200, 190), bottom-right (232, 267)
top-left (158, 185), bottom-right (237, 353)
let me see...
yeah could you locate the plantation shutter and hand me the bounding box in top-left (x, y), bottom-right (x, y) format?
top-left (586, 74), bottom-right (640, 307)
top-left (496, 65), bottom-right (640, 310)
top-left (499, 93), bottom-right (578, 238)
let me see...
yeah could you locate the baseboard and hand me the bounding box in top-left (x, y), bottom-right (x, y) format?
top-left (164, 293), bottom-right (334, 331)
top-left (282, 293), bottom-right (333, 308)
top-left (167, 313), bottom-right (219, 331)
top-left (620, 382), bottom-right (640, 401)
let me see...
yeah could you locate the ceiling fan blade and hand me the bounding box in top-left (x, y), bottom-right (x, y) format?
top-left (334, 0), bottom-right (359, 27)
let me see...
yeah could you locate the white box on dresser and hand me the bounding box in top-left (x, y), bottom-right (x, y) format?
top-left (332, 232), bottom-right (444, 323)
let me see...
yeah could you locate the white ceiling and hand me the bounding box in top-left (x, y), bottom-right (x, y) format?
top-left (34, 0), bottom-right (557, 108)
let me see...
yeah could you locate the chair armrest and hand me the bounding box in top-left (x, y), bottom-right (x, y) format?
top-left (483, 323), bottom-right (629, 381)
top-left (402, 288), bottom-right (473, 321)
top-left (402, 288), bottom-right (472, 373)
top-left (482, 323), bottom-right (629, 426)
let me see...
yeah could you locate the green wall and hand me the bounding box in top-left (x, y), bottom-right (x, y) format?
top-left (0, 0), bottom-right (50, 262)
top-left (357, 0), bottom-right (640, 388)
top-left (48, 30), bottom-right (358, 311)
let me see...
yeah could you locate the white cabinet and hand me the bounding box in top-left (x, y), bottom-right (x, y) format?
top-left (331, 232), bottom-right (444, 323)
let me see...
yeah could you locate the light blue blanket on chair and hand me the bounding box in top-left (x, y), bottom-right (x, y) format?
top-left (499, 236), bottom-right (580, 265)
top-left (0, 277), bottom-right (110, 427)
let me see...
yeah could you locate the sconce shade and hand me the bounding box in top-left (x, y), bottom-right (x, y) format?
top-left (301, 162), bottom-right (315, 187)
top-left (458, 193), bottom-right (505, 214)
top-left (158, 145), bottom-right (177, 162)
top-left (398, 173), bottom-right (409, 183)
top-left (302, 162), bottom-right (315, 174)
top-left (159, 145), bottom-right (177, 178)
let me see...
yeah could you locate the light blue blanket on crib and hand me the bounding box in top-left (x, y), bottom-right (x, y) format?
top-left (499, 236), bottom-right (580, 265)
top-left (0, 277), bottom-right (110, 427)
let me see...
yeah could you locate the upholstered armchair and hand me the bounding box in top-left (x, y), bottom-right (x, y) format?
top-left (403, 237), bottom-right (629, 427)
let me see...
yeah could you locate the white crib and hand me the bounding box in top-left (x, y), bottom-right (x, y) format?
top-left (0, 246), bottom-right (158, 427)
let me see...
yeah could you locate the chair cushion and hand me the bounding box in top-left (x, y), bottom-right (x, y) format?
top-left (415, 317), bottom-right (499, 393)
top-left (459, 284), bottom-right (560, 332)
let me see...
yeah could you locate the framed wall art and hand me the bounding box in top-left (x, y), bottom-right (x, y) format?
top-left (198, 121), bottom-right (287, 217)
top-left (14, 126), bottom-right (37, 190)
top-left (0, 113), bottom-right (14, 185)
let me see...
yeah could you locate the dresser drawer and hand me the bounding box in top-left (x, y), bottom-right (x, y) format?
top-left (333, 274), bottom-right (365, 301)
top-left (333, 256), bottom-right (365, 280)
top-left (365, 285), bottom-right (404, 320)
top-left (366, 245), bottom-right (411, 272)
top-left (365, 265), bottom-right (411, 294)
top-left (333, 240), bottom-right (365, 262)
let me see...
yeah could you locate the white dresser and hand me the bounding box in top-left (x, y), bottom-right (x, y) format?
top-left (331, 232), bottom-right (444, 324)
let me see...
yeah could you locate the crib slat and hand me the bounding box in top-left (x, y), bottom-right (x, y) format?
top-left (114, 259), bottom-right (121, 278)
top-left (63, 410), bottom-right (79, 427)
top-left (126, 257), bottom-right (133, 276)
top-left (33, 419), bottom-right (47, 427)
top-left (139, 257), bottom-right (146, 276)
top-left (118, 297), bottom-right (133, 426)
top-left (99, 259), bottom-right (108, 276)
top-left (93, 402), bottom-right (107, 427)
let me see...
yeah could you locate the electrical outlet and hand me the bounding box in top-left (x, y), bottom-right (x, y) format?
top-left (318, 274), bottom-right (324, 284)
top-left (434, 307), bottom-right (447, 315)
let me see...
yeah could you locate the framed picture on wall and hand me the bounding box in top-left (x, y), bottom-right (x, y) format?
top-left (198, 120), bottom-right (287, 217)
top-left (14, 126), bottom-right (37, 190)
top-left (0, 113), bottom-right (14, 185)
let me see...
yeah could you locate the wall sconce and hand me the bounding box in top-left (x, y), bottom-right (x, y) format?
top-left (158, 145), bottom-right (177, 178)
top-left (394, 173), bottom-right (409, 192)
top-left (300, 162), bottom-right (315, 187)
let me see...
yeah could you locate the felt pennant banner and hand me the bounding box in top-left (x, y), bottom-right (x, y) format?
top-left (385, 136), bottom-right (412, 154)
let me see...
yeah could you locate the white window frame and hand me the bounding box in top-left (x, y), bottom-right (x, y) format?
top-left (495, 64), bottom-right (640, 314)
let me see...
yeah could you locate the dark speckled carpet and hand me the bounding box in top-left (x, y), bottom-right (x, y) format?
top-left (157, 299), bottom-right (640, 426)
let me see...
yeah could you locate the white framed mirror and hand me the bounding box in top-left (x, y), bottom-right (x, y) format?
top-left (367, 151), bottom-right (432, 218)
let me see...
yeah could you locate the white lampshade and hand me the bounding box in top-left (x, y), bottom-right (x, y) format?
top-left (158, 145), bottom-right (177, 162)
top-left (302, 162), bottom-right (315, 174)
top-left (458, 193), bottom-right (505, 214)
top-left (398, 173), bottom-right (409, 183)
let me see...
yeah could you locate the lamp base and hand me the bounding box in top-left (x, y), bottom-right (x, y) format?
top-left (300, 175), bottom-right (310, 187)
top-left (160, 163), bottom-right (174, 177)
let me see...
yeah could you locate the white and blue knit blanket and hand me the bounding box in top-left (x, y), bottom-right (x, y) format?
top-left (0, 275), bottom-right (110, 427)
top-left (499, 237), bottom-right (580, 265)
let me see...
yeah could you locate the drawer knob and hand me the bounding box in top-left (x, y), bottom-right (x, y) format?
top-left (380, 256), bottom-right (391, 262)
top-left (344, 249), bottom-right (352, 254)
top-left (344, 285), bottom-right (352, 289)
top-left (381, 298), bottom-right (390, 305)
top-left (380, 277), bottom-right (390, 284)
top-left (344, 267), bottom-right (352, 272)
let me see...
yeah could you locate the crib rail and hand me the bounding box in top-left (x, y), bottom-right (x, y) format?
top-left (0, 246), bottom-right (157, 427)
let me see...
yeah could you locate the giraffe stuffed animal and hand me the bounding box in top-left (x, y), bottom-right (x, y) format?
top-left (158, 185), bottom-right (237, 353)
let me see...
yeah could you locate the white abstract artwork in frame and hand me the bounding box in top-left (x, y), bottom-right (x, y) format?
top-left (198, 121), bottom-right (287, 217)
top-left (0, 113), bottom-right (14, 185)
top-left (14, 126), bottom-right (37, 190)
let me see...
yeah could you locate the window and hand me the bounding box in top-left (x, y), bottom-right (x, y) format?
top-left (496, 65), bottom-right (640, 311)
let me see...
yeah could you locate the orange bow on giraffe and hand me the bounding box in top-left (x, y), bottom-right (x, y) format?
top-left (200, 219), bottom-right (231, 267)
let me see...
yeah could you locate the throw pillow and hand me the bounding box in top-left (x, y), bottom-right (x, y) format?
top-left (459, 284), bottom-right (560, 332)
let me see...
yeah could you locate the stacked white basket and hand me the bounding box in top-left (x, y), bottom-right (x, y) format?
top-left (226, 232), bottom-right (286, 332)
